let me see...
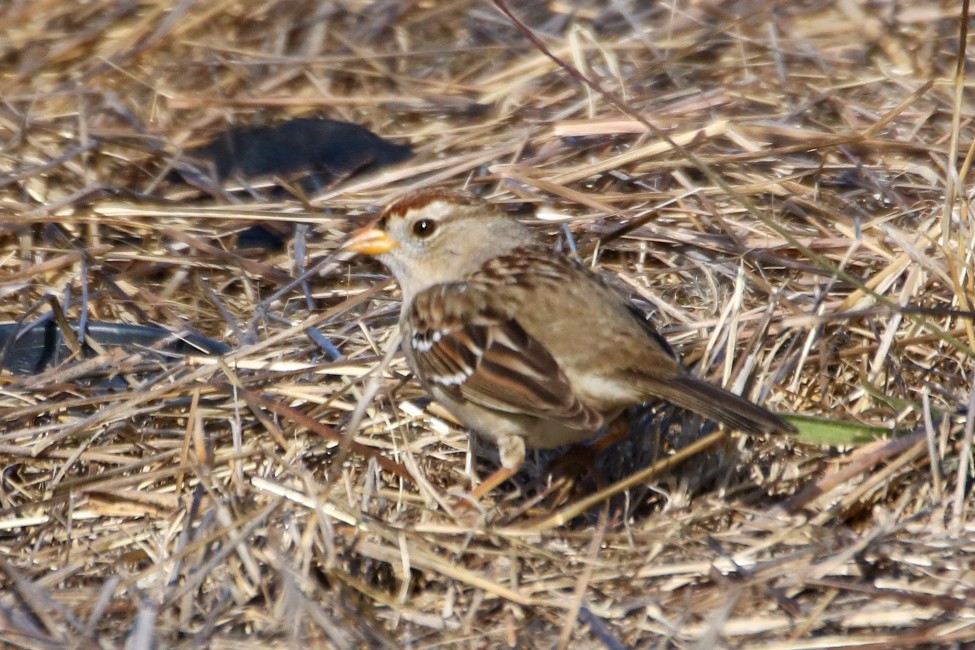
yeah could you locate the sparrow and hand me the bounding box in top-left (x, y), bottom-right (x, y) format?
top-left (344, 189), bottom-right (796, 496)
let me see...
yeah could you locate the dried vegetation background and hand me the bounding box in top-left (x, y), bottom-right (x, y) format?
top-left (1, 0), bottom-right (974, 647)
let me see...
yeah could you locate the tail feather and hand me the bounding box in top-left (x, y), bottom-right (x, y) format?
top-left (648, 374), bottom-right (796, 435)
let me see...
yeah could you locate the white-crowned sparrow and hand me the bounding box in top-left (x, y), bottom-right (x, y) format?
top-left (345, 190), bottom-right (796, 494)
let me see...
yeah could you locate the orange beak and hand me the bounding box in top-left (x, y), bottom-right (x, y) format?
top-left (343, 226), bottom-right (397, 256)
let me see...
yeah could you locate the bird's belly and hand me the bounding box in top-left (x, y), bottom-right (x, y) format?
top-left (428, 385), bottom-right (597, 449)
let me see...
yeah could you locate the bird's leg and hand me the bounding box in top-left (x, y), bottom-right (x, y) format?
top-left (546, 415), bottom-right (631, 483)
top-left (590, 415), bottom-right (633, 452)
top-left (467, 435), bottom-right (525, 502)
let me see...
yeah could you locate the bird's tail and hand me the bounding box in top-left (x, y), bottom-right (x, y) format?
top-left (648, 374), bottom-right (796, 435)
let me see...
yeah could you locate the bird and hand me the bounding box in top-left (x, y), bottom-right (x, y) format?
top-left (344, 189), bottom-right (796, 497)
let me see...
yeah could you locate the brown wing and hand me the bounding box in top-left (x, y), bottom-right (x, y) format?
top-left (406, 282), bottom-right (603, 430)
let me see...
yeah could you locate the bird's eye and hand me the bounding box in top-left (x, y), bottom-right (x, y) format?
top-left (412, 218), bottom-right (437, 238)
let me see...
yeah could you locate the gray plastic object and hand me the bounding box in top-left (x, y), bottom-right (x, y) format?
top-left (0, 319), bottom-right (230, 376)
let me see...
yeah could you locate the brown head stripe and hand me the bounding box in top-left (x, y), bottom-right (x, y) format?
top-left (380, 189), bottom-right (479, 221)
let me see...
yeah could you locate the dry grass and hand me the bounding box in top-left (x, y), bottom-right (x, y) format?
top-left (1, 0), bottom-right (974, 647)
